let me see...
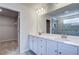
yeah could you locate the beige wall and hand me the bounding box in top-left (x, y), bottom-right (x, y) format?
top-left (0, 15), bottom-right (17, 42)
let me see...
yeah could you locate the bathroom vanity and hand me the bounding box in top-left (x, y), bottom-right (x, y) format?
top-left (28, 33), bottom-right (79, 55)
top-left (28, 4), bottom-right (79, 55)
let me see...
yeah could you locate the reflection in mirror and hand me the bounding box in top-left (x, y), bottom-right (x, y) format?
top-left (52, 13), bottom-right (79, 36)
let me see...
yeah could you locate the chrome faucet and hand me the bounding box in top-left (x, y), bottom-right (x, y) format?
top-left (61, 35), bottom-right (67, 39)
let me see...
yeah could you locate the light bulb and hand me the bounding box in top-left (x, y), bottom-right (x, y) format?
top-left (41, 8), bottom-right (43, 11)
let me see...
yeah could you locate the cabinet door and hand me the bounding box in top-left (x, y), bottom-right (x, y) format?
top-left (29, 36), bottom-right (38, 54)
top-left (29, 36), bottom-right (34, 50)
top-left (47, 40), bottom-right (58, 55)
top-left (58, 42), bottom-right (77, 55)
top-left (32, 38), bottom-right (38, 54)
top-left (37, 38), bottom-right (47, 55)
top-left (77, 47), bottom-right (79, 55)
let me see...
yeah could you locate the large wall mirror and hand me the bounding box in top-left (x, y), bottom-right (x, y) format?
top-left (51, 12), bottom-right (79, 36)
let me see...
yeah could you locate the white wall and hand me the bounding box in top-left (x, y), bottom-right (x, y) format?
top-left (0, 3), bottom-right (31, 53)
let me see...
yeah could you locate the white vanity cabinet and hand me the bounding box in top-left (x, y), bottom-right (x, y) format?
top-left (37, 38), bottom-right (47, 55)
top-left (29, 36), bottom-right (38, 54)
top-left (47, 40), bottom-right (58, 55)
top-left (28, 35), bottom-right (79, 55)
top-left (58, 42), bottom-right (78, 55)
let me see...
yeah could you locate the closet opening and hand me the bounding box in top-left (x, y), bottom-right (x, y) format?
top-left (0, 7), bottom-right (20, 54)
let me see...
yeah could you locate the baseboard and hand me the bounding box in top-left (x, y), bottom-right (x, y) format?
top-left (0, 39), bottom-right (17, 43)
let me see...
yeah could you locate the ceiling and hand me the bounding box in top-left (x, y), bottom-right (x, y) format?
top-left (0, 7), bottom-right (18, 18)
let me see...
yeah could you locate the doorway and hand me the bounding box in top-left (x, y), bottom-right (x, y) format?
top-left (46, 19), bottom-right (50, 33)
top-left (0, 7), bottom-right (20, 55)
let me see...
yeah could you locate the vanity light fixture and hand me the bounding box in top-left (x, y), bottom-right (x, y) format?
top-left (36, 7), bottom-right (46, 15)
top-left (41, 8), bottom-right (44, 11)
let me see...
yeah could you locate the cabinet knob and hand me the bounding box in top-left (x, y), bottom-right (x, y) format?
top-left (59, 52), bottom-right (61, 54)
